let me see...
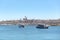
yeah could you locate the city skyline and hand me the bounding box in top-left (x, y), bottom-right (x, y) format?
top-left (0, 0), bottom-right (60, 20)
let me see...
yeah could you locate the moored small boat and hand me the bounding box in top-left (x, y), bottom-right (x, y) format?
top-left (36, 24), bottom-right (48, 29)
top-left (18, 25), bottom-right (24, 28)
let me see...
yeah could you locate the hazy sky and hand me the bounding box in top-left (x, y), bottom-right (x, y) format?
top-left (0, 0), bottom-right (60, 20)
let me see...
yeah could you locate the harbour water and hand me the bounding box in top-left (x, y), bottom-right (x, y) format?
top-left (0, 25), bottom-right (60, 40)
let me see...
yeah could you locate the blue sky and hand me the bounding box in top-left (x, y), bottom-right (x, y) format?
top-left (0, 0), bottom-right (60, 20)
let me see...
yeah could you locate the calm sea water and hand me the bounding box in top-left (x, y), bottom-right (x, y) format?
top-left (0, 25), bottom-right (60, 40)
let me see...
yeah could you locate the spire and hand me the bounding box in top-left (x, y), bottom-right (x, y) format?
top-left (23, 16), bottom-right (27, 20)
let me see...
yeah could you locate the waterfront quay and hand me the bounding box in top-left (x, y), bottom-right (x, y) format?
top-left (0, 17), bottom-right (60, 26)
